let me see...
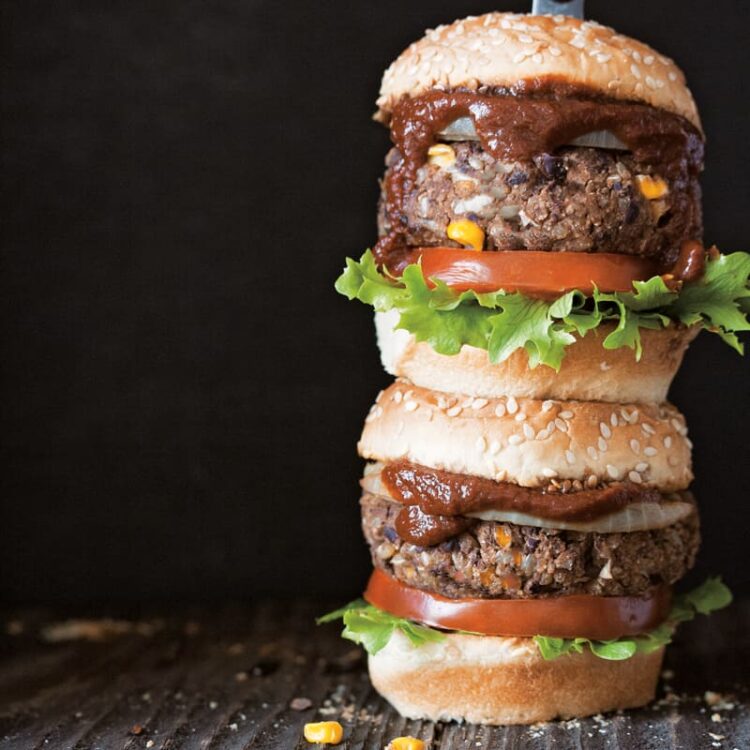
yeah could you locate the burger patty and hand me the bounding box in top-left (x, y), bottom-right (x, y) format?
top-left (377, 143), bottom-right (701, 262)
top-left (361, 493), bottom-right (699, 600)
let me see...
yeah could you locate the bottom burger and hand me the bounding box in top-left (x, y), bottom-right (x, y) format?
top-left (320, 382), bottom-right (731, 723)
top-left (321, 568), bottom-right (729, 725)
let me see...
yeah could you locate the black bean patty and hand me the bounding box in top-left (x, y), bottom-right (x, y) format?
top-left (378, 143), bottom-right (701, 264)
top-left (361, 493), bottom-right (699, 600)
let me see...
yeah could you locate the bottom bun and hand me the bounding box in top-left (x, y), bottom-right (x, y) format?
top-left (368, 630), bottom-right (664, 725)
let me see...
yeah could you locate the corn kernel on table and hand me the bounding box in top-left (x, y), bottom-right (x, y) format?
top-left (0, 600), bottom-right (747, 749)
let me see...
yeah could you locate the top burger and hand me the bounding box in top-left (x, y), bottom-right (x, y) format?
top-left (337, 13), bottom-right (750, 376)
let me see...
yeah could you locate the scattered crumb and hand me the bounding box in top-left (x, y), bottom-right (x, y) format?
top-left (41, 618), bottom-right (162, 642)
top-left (141, 692), bottom-right (151, 702)
top-left (129, 724), bottom-right (144, 736)
top-left (290, 697), bottom-right (313, 711)
top-left (234, 671), bottom-right (248, 682)
top-left (711, 713), bottom-right (723, 723)
top-left (209, 701), bottom-right (218, 710)
top-left (227, 642), bottom-right (245, 655)
top-left (704, 691), bottom-right (737, 712)
top-left (709, 733), bottom-right (726, 741)
top-left (661, 669), bottom-right (675, 680)
top-left (146, 742), bottom-right (154, 749)
top-left (228, 723), bottom-right (238, 732)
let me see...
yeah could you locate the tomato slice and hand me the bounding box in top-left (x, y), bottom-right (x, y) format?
top-left (364, 569), bottom-right (671, 640)
top-left (404, 248), bottom-right (658, 298)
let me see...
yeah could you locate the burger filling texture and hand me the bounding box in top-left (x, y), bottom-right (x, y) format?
top-left (361, 492), bottom-right (699, 599)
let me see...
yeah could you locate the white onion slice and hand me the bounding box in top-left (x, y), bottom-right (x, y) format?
top-left (437, 117), bottom-right (628, 151)
top-left (360, 464), bottom-right (693, 534)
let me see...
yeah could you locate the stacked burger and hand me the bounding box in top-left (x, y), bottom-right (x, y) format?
top-left (323, 13), bottom-right (745, 724)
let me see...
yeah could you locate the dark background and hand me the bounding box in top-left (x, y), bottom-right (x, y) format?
top-left (1, 0), bottom-right (748, 604)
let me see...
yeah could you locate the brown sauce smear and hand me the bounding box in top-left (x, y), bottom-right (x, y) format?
top-left (381, 460), bottom-right (668, 545)
top-left (375, 85), bottom-right (704, 267)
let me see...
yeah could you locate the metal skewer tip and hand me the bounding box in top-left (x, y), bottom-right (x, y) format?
top-left (531, 0), bottom-right (584, 19)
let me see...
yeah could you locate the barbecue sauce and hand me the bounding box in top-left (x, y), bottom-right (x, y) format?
top-left (375, 86), bottom-right (704, 267)
top-left (381, 460), bottom-right (672, 545)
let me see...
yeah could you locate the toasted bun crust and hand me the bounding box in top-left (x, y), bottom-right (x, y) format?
top-left (375, 311), bottom-right (699, 404)
top-left (376, 13), bottom-right (700, 130)
top-left (369, 630), bottom-right (663, 724)
top-left (360, 382), bottom-right (692, 491)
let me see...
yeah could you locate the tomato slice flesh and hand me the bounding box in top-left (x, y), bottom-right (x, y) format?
top-left (405, 248), bottom-right (658, 298)
top-left (364, 569), bottom-right (671, 640)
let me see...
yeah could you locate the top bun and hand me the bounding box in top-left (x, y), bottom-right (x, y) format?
top-left (377, 13), bottom-right (700, 130)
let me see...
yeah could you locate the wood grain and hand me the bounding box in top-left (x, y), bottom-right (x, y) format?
top-left (0, 600), bottom-right (747, 749)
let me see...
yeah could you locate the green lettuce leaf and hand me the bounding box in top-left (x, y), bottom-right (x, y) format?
top-left (335, 250), bottom-right (750, 369)
top-left (316, 599), bottom-right (445, 654)
top-left (318, 579), bottom-right (731, 661)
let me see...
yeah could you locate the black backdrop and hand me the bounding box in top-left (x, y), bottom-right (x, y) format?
top-left (1, 0), bottom-right (749, 603)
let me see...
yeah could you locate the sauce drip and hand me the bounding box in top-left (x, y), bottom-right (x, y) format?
top-left (381, 460), bottom-right (668, 546)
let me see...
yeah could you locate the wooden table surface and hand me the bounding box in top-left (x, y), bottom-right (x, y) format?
top-left (0, 599), bottom-right (747, 750)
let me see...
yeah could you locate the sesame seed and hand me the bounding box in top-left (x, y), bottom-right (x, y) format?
top-left (518, 33), bottom-right (533, 43)
top-left (644, 54), bottom-right (654, 65)
top-left (555, 418), bottom-right (568, 433)
top-left (512, 51), bottom-right (527, 64)
top-left (663, 436), bottom-right (673, 449)
top-left (393, 391), bottom-right (403, 403)
top-left (670, 418), bottom-right (683, 432)
top-left (632, 50), bottom-right (642, 63)
top-left (598, 437), bottom-right (608, 452)
top-left (668, 71), bottom-right (677, 81)
top-left (668, 456), bottom-right (679, 467)
top-left (549, 46), bottom-right (562, 56)
top-left (508, 434), bottom-right (523, 446)
top-left (600, 422), bottom-right (612, 439)
top-left (506, 396), bottom-right (518, 415)
top-left (546, 420), bottom-right (556, 434)
top-left (587, 474), bottom-right (598, 488)
top-left (610, 413), bottom-right (619, 427)
top-left (560, 410), bottom-right (573, 419)
top-left (531, 53), bottom-right (543, 64)
top-left (536, 428), bottom-right (549, 440)
top-left (587, 446), bottom-right (599, 460)
top-left (570, 36), bottom-right (586, 49)
top-left (404, 401), bottom-right (419, 412)
top-left (541, 400), bottom-right (554, 413)
top-left (471, 398), bottom-right (488, 410)
top-left (644, 446), bottom-right (658, 457)
top-left (628, 470), bottom-right (642, 484)
top-left (542, 467), bottom-right (557, 478)
top-left (606, 464), bottom-right (620, 479)
top-left (515, 412), bottom-right (527, 422)
top-left (523, 423), bottom-right (535, 440)
top-left (635, 462), bottom-right (649, 473)
top-left (642, 423), bottom-right (655, 435)
top-left (446, 406), bottom-right (462, 417)
top-left (631, 63), bottom-right (641, 78)
top-left (596, 53), bottom-right (612, 63)
top-left (630, 439), bottom-right (641, 454)
top-left (489, 440), bottom-right (501, 454)
top-left (460, 397), bottom-right (474, 409)
top-left (476, 436), bottom-right (487, 452)
top-left (495, 403), bottom-right (507, 418)
top-left (565, 450), bottom-right (576, 464)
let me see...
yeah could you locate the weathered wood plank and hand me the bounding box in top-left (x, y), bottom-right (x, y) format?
top-left (0, 600), bottom-right (747, 749)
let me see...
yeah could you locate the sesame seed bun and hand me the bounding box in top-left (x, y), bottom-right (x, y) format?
top-left (359, 382), bottom-right (692, 491)
top-left (368, 629), bottom-right (664, 725)
top-left (375, 310), bottom-right (699, 404)
top-left (376, 13), bottom-right (700, 131)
